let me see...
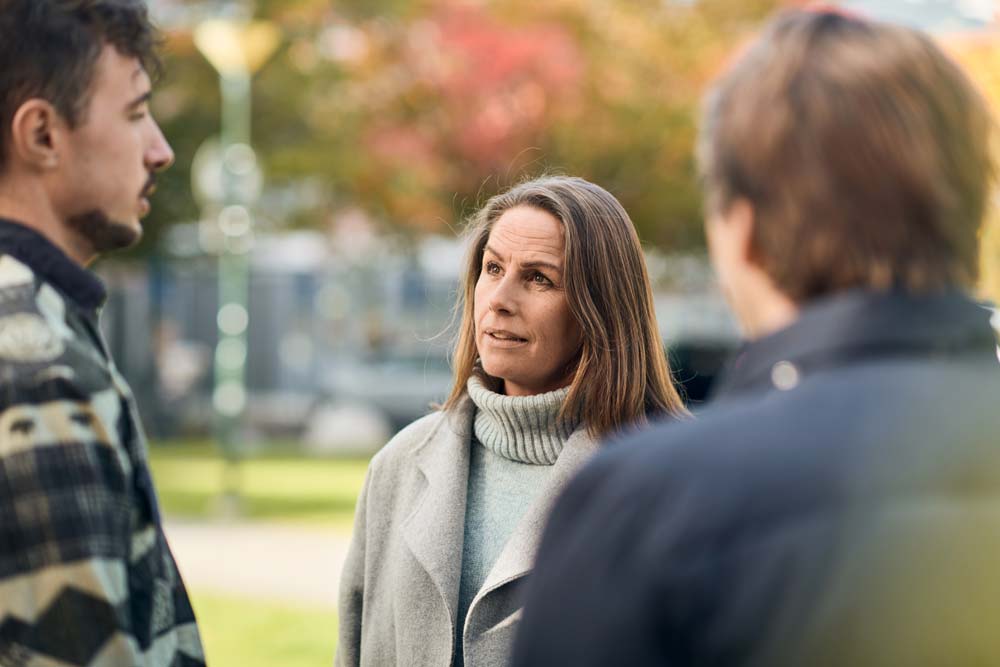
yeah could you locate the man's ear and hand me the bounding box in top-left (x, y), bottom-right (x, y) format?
top-left (9, 99), bottom-right (64, 171)
top-left (707, 197), bottom-right (757, 271)
top-left (726, 198), bottom-right (756, 265)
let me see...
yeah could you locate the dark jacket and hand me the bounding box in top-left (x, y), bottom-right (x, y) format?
top-left (511, 290), bottom-right (1000, 667)
top-left (0, 220), bottom-right (205, 666)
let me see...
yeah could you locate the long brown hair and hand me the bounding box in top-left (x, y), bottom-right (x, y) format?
top-left (443, 175), bottom-right (688, 437)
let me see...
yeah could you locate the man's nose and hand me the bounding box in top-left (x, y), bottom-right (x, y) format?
top-left (146, 121), bottom-right (174, 173)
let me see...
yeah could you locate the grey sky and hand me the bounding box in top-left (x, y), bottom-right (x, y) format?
top-left (838, 0), bottom-right (996, 32)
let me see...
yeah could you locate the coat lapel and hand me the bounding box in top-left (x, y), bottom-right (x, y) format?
top-left (402, 396), bottom-right (475, 628)
top-left (476, 426), bottom-right (600, 598)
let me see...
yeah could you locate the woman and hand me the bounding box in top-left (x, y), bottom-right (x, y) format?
top-left (336, 176), bottom-right (687, 666)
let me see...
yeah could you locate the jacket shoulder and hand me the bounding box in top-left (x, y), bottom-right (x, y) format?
top-left (0, 254), bottom-right (42, 312)
top-left (0, 256), bottom-right (79, 372)
top-left (0, 255), bottom-right (112, 407)
top-left (370, 409), bottom-right (447, 470)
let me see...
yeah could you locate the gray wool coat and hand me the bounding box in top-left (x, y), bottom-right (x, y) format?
top-left (335, 394), bottom-right (599, 667)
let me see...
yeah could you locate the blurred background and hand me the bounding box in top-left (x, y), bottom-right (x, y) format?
top-left (91, 0), bottom-right (999, 664)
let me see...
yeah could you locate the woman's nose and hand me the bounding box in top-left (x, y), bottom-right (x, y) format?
top-left (488, 274), bottom-right (518, 315)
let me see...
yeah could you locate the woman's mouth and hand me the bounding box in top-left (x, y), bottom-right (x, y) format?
top-left (485, 329), bottom-right (528, 345)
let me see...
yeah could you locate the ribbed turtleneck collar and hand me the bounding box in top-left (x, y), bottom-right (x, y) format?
top-left (466, 375), bottom-right (578, 466)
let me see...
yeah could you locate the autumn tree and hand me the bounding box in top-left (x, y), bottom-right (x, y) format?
top-left (146, 0), bottom-right (778, 253)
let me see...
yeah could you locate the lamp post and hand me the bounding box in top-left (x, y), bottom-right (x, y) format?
top-left (194, 16), bottom-right (280, 514)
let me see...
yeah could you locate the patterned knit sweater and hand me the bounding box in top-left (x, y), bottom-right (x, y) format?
top-left (0, 219), bottom-right (204, 667)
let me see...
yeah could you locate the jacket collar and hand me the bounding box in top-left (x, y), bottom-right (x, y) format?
top-left (714, 289), bottom-right (998, 399)
top-left (402, 395), bottom-right (601, 632)
top-left (403, 396), bottom-right (475, 631)
top-left (0, 218), bottom-right (107, 310)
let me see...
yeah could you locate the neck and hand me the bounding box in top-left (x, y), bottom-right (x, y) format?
top-left (0, 177), bottom-right (92, 267)
top-left (742, 294), bottom-right (800, 340)
top-left (729, 268), bottom-right (800, 340)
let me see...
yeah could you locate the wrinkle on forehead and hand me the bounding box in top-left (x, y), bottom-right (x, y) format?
top-left (488, 207), bottom-right (566, 264)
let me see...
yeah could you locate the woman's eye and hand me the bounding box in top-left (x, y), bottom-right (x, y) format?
top-left (485, 262), bottom-right (501, 275)
top-left (531, 272), bottom-right (552, 286)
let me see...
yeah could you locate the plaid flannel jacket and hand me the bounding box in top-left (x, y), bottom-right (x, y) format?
top-left (0, 219), bottom-right (205, 667)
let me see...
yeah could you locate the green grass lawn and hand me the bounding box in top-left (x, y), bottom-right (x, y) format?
top-left (149, 441), bottom-right (370, 532)
top-left (152, 442), bottom-right (363, 664)
top-left (192, 592), bottom-right (338, 667)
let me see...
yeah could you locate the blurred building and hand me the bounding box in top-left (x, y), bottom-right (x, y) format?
top-left (100, 231), bottom-right (737, 445)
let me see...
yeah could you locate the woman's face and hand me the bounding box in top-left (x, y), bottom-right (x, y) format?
top-left (474, 206), bottom-right (583, 396)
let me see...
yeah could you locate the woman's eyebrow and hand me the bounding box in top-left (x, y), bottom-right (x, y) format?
top-left (520, 260), bottom-right (562, 273)
top-left (484, 245), bottom-right (562, 272)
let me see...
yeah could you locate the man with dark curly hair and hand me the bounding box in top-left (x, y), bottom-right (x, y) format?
top-left (0, 2), bottom-right (205, 665)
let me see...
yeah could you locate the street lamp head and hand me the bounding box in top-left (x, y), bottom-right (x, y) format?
top-left (194, 19), bottom-right (281, 77)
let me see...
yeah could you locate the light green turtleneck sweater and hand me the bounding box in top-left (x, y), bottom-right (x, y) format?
top-left (454, 376), bottom-right (579, 666)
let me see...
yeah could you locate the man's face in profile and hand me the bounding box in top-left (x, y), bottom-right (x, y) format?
top-left (56, 44), bottom-right (174, 257)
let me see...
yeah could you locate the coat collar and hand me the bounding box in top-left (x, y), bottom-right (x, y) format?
top-left (714, 289), bottom-right (998, 399)
top-left (0, 218), bottom-right (107, 311)
top-left (403, 396), bottom-right (475, 630)
top-left (402, 394), bottom-right (601, 629)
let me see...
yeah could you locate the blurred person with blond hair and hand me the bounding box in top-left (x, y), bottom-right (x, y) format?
top-left (335, 175), bottom-right (688, 666)
top-left (512, 9), bottom-right (1000, 667)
